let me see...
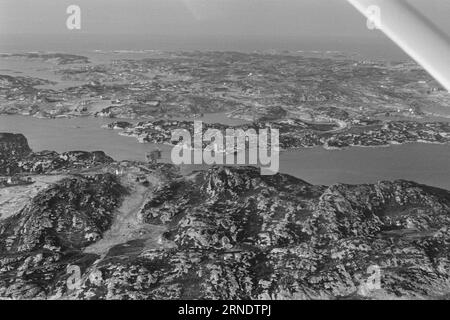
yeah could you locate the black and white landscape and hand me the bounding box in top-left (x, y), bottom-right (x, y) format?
top-left (1, 0), bottom-right (450, 300)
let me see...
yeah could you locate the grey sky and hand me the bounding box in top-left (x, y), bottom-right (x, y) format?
top-left (0, 0), bottom-right (449, 38)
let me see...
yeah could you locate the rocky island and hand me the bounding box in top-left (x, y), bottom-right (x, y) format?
top-left (110, 118), bottom-right (450, 150)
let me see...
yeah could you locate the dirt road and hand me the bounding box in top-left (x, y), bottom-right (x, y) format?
top-left (84, 172), bottom-right (174, 259)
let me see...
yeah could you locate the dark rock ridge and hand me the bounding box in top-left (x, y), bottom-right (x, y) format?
top-left (131, 167), bottom-right (450, 299)
top-left (17, 150), bottom-right (114, 174)
top-left (0, 132), bottom-right (113, 175)
top-left (0, 133), bottom-right (32, 175)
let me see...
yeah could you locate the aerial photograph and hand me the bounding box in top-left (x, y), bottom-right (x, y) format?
top-left (0, 0), bottom-right (450, 303)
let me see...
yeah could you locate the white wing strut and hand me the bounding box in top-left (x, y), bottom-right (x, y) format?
top-left (347, 0), bottom-right (450, 92)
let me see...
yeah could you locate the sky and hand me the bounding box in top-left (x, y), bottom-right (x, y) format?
top-left (0, 0), bottom-right (449, 38)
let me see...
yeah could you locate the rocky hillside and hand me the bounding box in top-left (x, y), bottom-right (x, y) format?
top-left (1, 163), bottom-right (448, 299)
top-left (0, 174), bottom-right (126, 299)
top-left (0, 132), bottom-right (113, 175)
top-left (17, 150), bottom-right (114, 174)
top-left (0, 133), bottom-right (32, 175)
top-left (131, 167), bottom-right (450, 299)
